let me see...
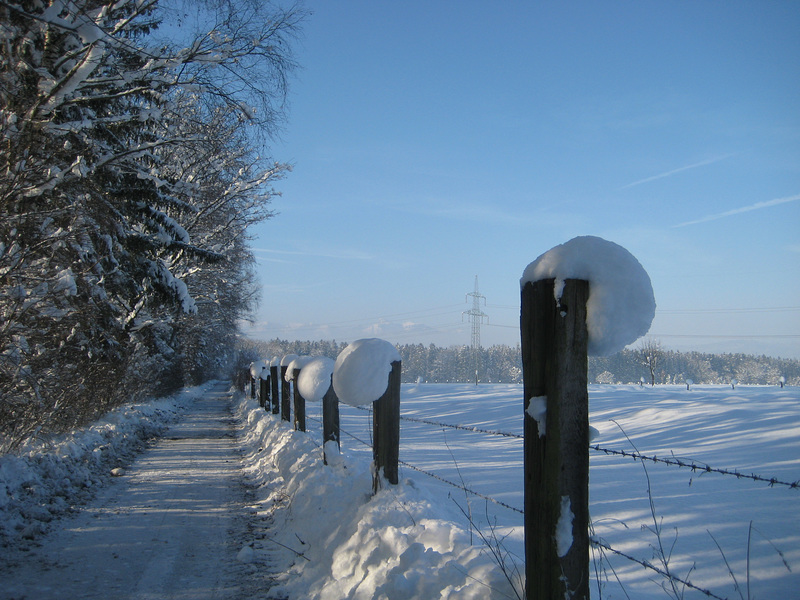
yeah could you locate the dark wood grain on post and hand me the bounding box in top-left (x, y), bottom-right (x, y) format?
top-left (293, 368), bottom-right (305, 431)
top-left (372, 360), bottom-right (401, 491)
top-left (270, 365), bottom-right (279, 414)
top-left (521, 278), bottom-right (590, 600)
top-left (259, 373), bottom-right (268, 409)
top-left (280, 366), bottom-right (291, 422)
top-left (322, 381), bottom-right (340, 465)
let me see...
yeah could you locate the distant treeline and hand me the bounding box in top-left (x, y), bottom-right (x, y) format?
top-left (241, 339), bottom-right (799, 386)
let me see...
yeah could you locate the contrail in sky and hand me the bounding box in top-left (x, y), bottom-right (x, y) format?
top-left (619, 154), bottom-right (735, 190)
top-left (673, 193), bottom-right (800, 228)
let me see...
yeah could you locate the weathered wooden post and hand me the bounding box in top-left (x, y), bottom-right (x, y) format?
top-left (332, 338), bottom-right (402, 491)
top-left (259, 366), bottom-right (269, 409)
top-left (521, 278), bottom-right (590, 600)
top-left (296, 356), bottom-right (339, 465)
top-left (373, 360), bottom-right (401, 490)
top-left (322, 382), bottom-right (340, 464)
top-left (292, 367), bottom-right (305, 431)
top-left (520, 235), bottom-right (656, 600)
top-left (280, 365), bottom-right (291, 422)
top-left (249, 363), bottom-right (257, 399)
top-left (270, 362), bottom-right (280, 415)
top-left (279, 355), bottom-right (298, 423)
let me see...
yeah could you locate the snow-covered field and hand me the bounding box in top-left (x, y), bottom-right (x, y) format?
top-left (240, 382), bottom-right (799, 599)
top-left (2, 381), bottom-right (797, 599)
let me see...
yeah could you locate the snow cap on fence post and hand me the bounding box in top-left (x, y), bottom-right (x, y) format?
top-left (333, 338), bottom-right (401, 407)
top-left (281, 354), bottom-right (299, 372)
top-left (259, 359), bottom-right (270, 380)
top-left (521, 235), bottom-right (655, 356)
top-left (297, 357), bottom-right (336, 402)
top-left (285, 355), bottom-right (312, 382)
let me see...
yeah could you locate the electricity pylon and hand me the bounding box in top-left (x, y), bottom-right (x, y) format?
top-left (463, 276), bottom-right (488, 383)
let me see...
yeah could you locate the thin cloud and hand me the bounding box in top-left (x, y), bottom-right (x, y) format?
top-left (619, 154), bottom-right (735, 190)
top-left (674, 193), bottom-right (800, 228)
top-left (252, 246), bottom-right (373, 261)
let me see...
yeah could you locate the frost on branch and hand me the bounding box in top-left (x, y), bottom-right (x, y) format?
top-left (521, 236), bottom-right (656, 356)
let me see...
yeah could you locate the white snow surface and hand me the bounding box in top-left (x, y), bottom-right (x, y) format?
top-left (555, 495), bottom-right (574, 558)
top-left (333, 338), bottom-right (402, 407)
top-left (248, 362), bottom-right (260, 379)
top-left (521, 236), bottom-right (656, 356)
top-left (280, 353), bottom-right (299, 369)
top-left (3, 381), bottom-right (798, 600)
top-left (281, 383), bottom-right (799, 600)
top-left (238, 396), bottom-right (516, 599)
top-left (0, 384), bottom-right (211, 543)
top-left (526, 395), bottom-right (547, 437)
top-left (259, 359), bottom-right (270, 380)
top-left (284, 355), bottom-right (314, 381)
top-left (297, 356), bottom-right (336, 402)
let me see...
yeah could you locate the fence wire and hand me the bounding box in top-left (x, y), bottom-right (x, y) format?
top-left (257, 387), bottom-right (794, 599)
top-left (350, 406), bottom-right (799, 490)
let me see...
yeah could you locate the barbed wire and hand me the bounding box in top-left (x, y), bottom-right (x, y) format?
top-left (354, 405), bottom-right (525, 439)
top-left (397, 458), bottom-right (524, 514)
top-left (263, 400), bottom-right (795, 600)
top-left (589, 445), bottom-right (800, 489)
top-left (350, 405), bottom-right (798, 490)
top-left (591, 538), bottom-right (726, 600)
top-left (307, 413), bottom-right (523, 513)
top-left (279, 412), bottom-right (731, 599)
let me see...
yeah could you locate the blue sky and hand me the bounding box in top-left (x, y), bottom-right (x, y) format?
top-left (244, 0), bottom-right (800, 358)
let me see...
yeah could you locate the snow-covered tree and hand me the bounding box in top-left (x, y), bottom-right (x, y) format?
top-left (1, 0), bottom-right (301, 451)
top-left (638, 338), bottom-right (663, 386)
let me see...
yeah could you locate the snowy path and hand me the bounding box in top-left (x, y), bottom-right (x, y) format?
top-left (0, 382), bottom-right (276, 600)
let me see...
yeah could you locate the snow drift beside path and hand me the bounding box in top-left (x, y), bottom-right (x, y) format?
top-left (237, 395), bottom-right (518, 600)
top-left (522, 236), bottom-right (655, 355)
top-left (0, 383), bottom-right (213, 544)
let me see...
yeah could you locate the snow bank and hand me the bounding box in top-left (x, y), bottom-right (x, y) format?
top-left (237, 396), bottom-right (518, 599)
top-left (0, 383), bottom-right (213, 543)
top-left (521, 235), bottom-right (655, 355)
top-left (297, 357), bottom-right (336, 402)
top-left (333, 339), bottom-right (401, 407)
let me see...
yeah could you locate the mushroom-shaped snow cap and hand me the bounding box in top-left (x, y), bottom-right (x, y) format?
top-left (333, 338), bottom-right (401, 407)
top-left (297, 357), bottom-right (336, 402)
top-left (521, 236), bottom-right (655, 356)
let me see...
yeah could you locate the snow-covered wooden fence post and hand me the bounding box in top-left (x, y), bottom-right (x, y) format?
top-left (249, 363), bottom-right (258, 399)
top-left (520, 236), bottom-right (656, 600)
top-left (293, 367), bottom-right (305, 431)
top-left (270, 361), bottom-right (280, 415)
top-left (296, 357), bottom-right (340, 465)
top-left (280, 365), bottom-right (290, 421)
top-left (521, 278), bottom-right (590, 600)
top-left (333, 339), bottom-right (402, 491)
top-left (259, 366), bottom-right (269, 409)
top-left (373, 360), bottom-right (401, 489)
top-left (322, 384), bottom-right (340, 464)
